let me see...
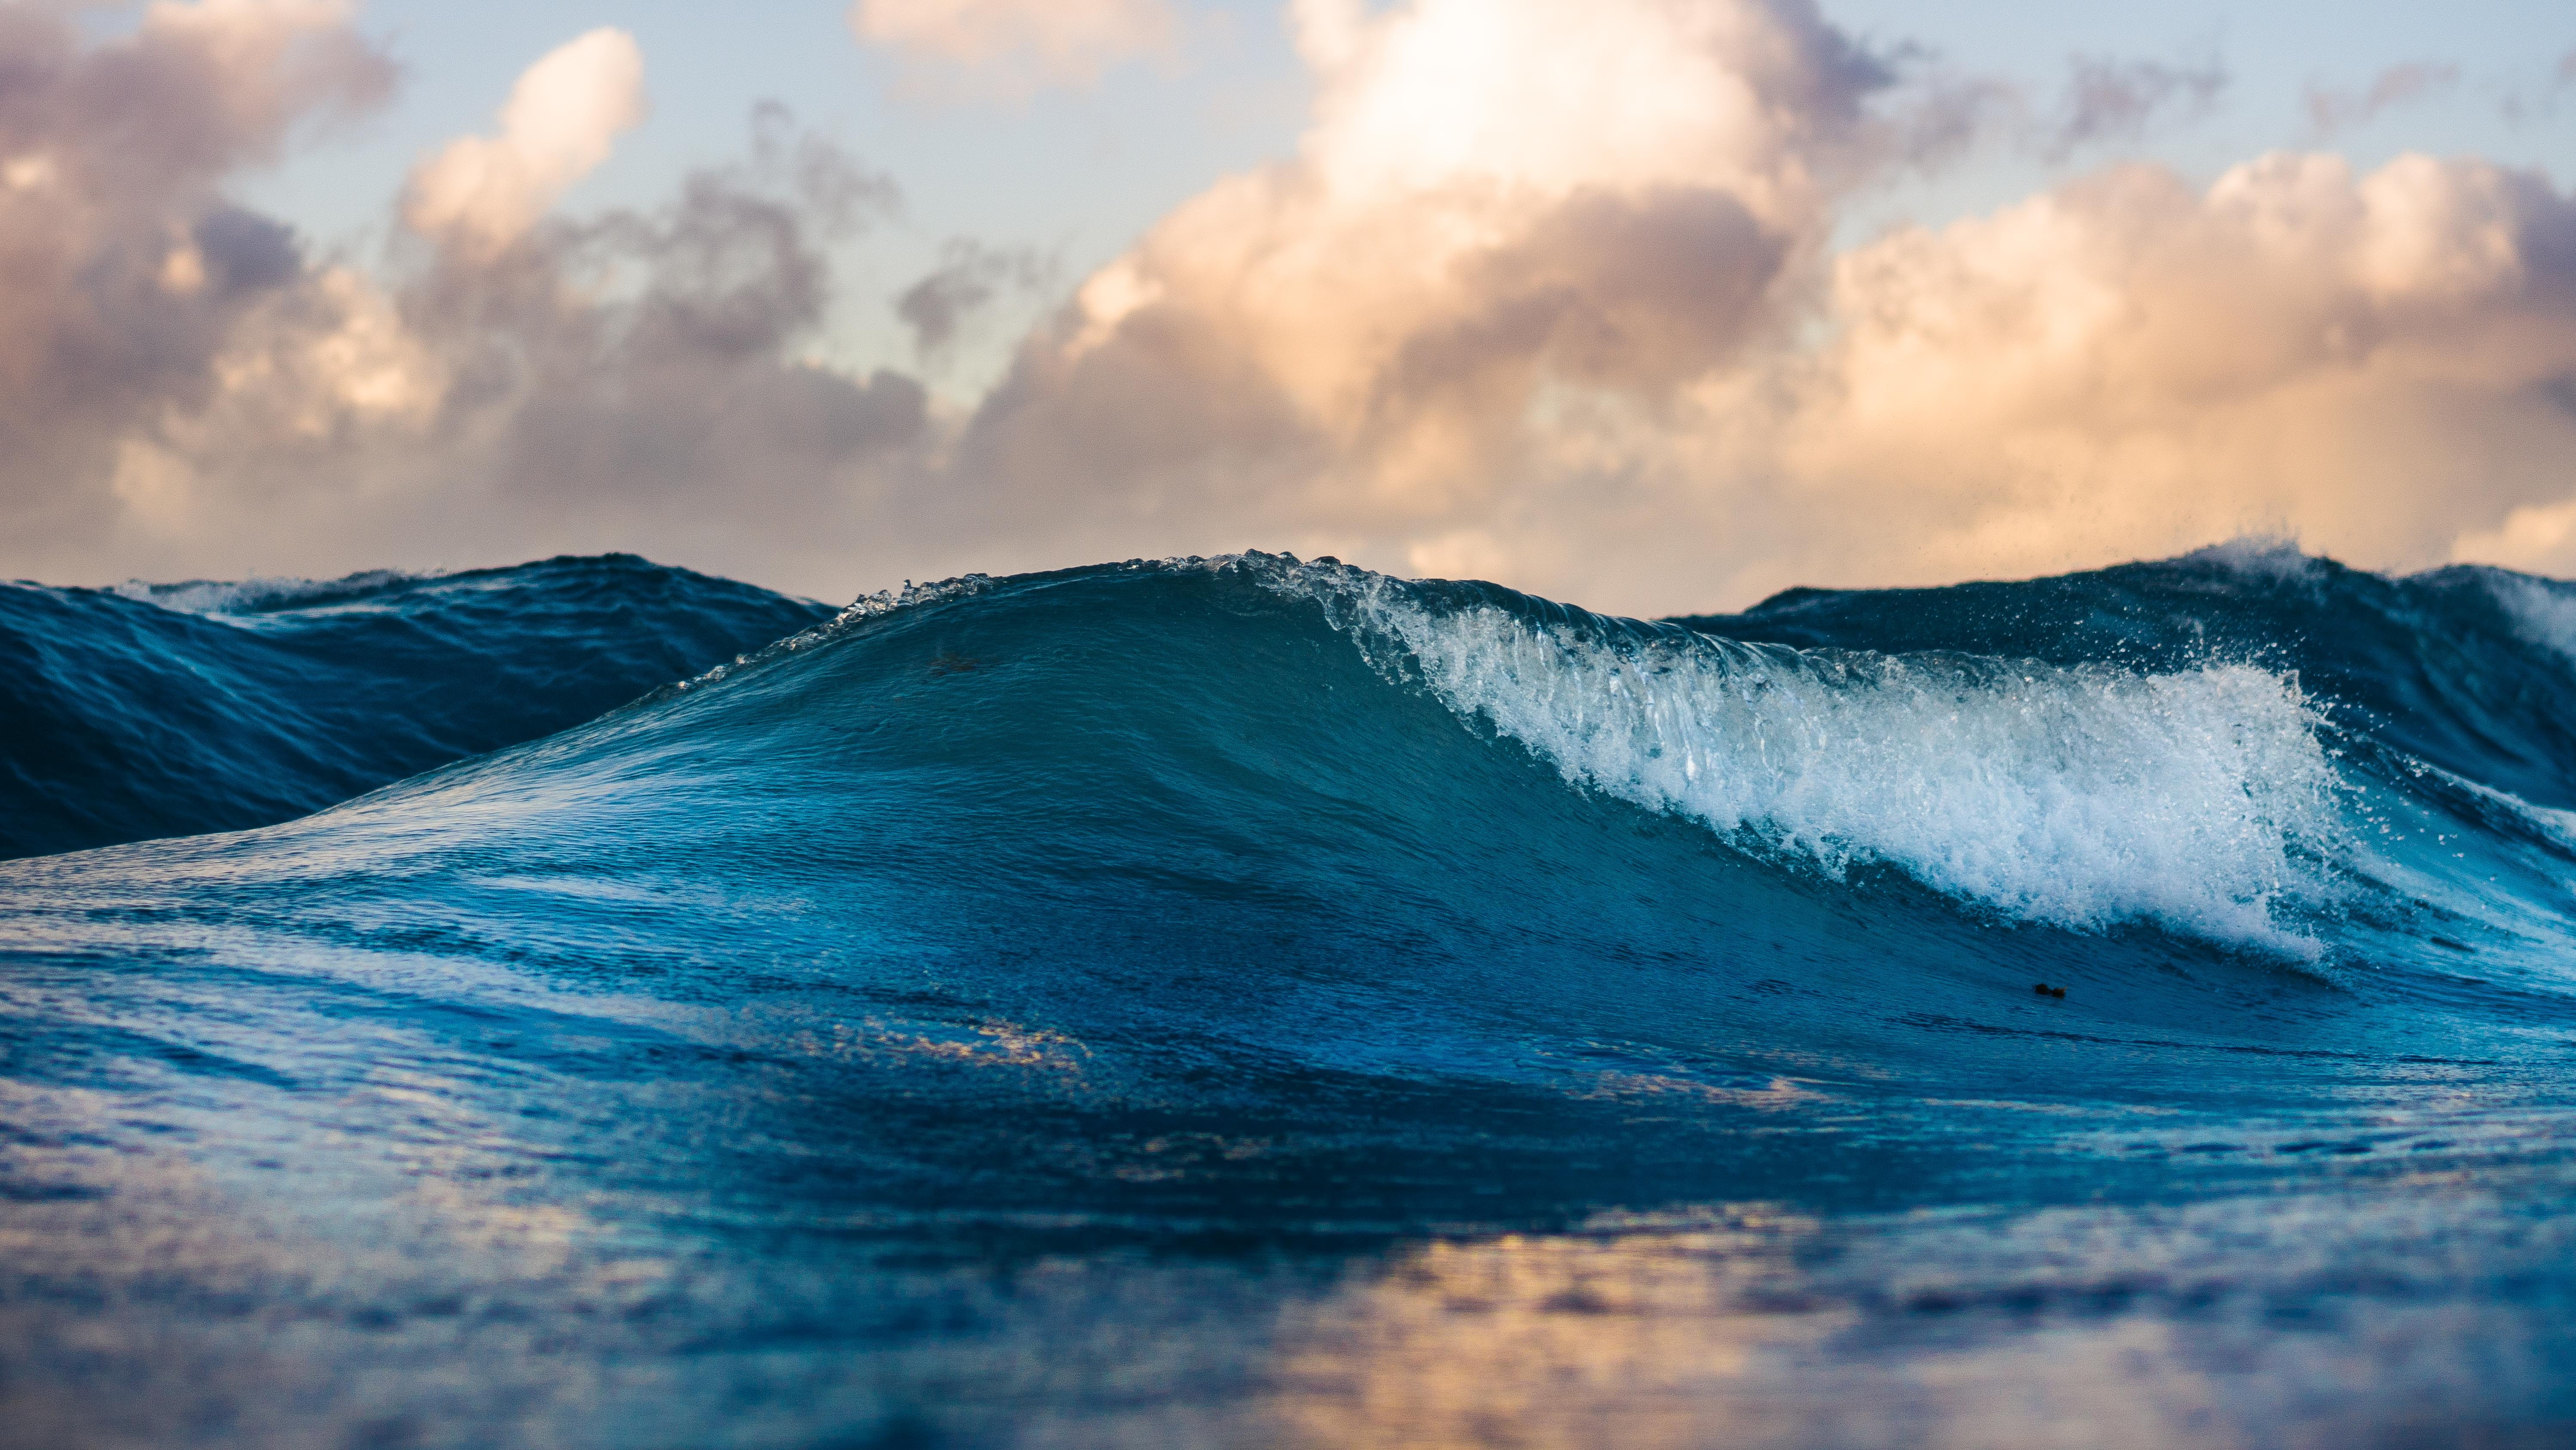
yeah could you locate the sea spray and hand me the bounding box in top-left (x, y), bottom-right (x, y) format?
top-left (1278, 560), bottom-right (2348, 955)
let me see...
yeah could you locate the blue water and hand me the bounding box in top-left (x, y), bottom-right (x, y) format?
top-left (0, 554), bottom-right (832, 860)
top-left (4, 543), bottom-right (2575, 1447)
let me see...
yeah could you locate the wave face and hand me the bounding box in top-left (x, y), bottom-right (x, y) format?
top-left (1676, 538), bottom-right (2576, 811)
top-left (1337, 572), bottom-right (2347, 954)
top-left (0, 554), bottom-right (832, 858)
top-left (6, 549), bottom-right (2576, 1447)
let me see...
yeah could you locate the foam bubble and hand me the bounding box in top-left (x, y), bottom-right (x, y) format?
top-left (1298, 569), bottom-right (2347, 957)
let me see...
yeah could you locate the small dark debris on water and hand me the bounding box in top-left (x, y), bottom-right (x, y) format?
top-left (2430, 936), bottom-right (2474, 953)
top-left (2033, 983), bottom-right (2066, 998)
top-left (927, 652), bottom-right (991, 676)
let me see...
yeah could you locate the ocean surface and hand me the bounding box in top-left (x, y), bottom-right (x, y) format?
top-left (3, 542), bottom-right (2574, 1447)
top-left (0, 555), bottom-right (833, 860)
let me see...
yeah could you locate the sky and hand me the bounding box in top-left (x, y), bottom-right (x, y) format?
top-left (4, 0), bottom-right (2574, 615)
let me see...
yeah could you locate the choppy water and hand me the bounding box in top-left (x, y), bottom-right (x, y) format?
top-left (4, 544), bottom-right (2574, 1447)
top-left (0, 554), bottom-right (832, 859)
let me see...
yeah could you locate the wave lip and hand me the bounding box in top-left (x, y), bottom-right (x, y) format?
top-left (110, 568), bottom-right (434, 616)
top-left (1281, 560), bottom-right (2349, 956)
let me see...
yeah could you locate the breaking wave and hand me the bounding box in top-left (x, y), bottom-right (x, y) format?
top-left (11, 543), bottom-right (2576, 1445)
top-left (1305, 569), bottom-right (2346, 954)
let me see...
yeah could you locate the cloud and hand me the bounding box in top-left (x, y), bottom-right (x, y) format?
top-left (0, 12), bottom-right (928, 592)
top-left (2306, 61), bottom-right (2460, 138)
top-left (8, 0), bottom-right (2576, 620)
top-left (137, 101), bottom-right (929, 584)
top-left (0, 0), bottom-right (392, 548)
top-left (848, 0), bottom-right (1174, 92)
top-left (2044, 54), bottom-right (2225, 159)
top-left (438, 110), bottom-right (926, 517)
top-left (927, 0), bottom-right (2576, 612)
top-left (1770, 152), bottom-right (2576, 595)
top-left (403, 28), bottom-right (647, 251)
top-left (937, 0), bottom-right (1885, 578)
top-left (895, 239), bottom-right (1057, 362)
top-left (1855, 44), bottom-right (2224, 174)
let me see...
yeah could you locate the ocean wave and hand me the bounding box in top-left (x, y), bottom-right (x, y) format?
top-left (8, 545), bottom-right (2576, 1448)
top-left (1283, 562), bottom-right (2347, 955)
top-left (110, 568), bottom-right (436, 616)
top-left (18, 545), bottom-right (2576, 976)
top-left (0, 554), bottom-right (831, 858)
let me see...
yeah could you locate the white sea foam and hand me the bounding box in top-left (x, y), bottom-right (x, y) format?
top-left (1296, 568), bottom-right (2348, 957)
top-left (669, 572), bottom-right (1007, 696)
top-left (2474, 570), bottom-right (2576, 666)
top-left (113, 569), bottom-right (430, 615)
top-left (2176, 534), bottom-right (2323, 587)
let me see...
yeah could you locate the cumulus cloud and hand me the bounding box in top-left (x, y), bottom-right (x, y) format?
top-left (1770, 152), bottom-right (2576, 595)
top-left (8, 0), bottom-right (2576, 618)
top-left (0, 11), bottom-right (928, 592)
top-left (923, 0), bottom-right (2576, 612)
top-left (129, 99), bottom-right (928, 585)
top-left (2306, 61), bottom-right (2460, 138)
top-left (423, 108), bottom-right (926, 521)
top-left (0, 0), bottom-right (392, 550)
top-left (937, 0), bottom-right (1885, 581)
top-left (848, 0), bottom-right (1173, 92)
top-left (403, 28), bottom-right (647, 251)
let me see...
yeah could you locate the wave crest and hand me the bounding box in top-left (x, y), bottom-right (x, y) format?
top-left (1285, 563), bottom-right (2347, 956)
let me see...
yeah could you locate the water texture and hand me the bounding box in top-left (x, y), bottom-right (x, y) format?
top-left (3, 546), bottom-right (2573, 1448)
top-left (0, 554), bottom-right (833, 859)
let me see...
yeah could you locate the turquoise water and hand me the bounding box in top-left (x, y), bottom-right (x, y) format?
top-left (4, 547), bottom-right (2574, 1447)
